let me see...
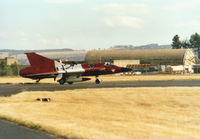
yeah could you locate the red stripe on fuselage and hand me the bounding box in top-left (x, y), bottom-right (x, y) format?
top-left (81, 63), bottom-right (121, 76)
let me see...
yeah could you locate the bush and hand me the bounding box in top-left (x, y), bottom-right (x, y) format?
top-left (0, 61), bottom-right (19, 76)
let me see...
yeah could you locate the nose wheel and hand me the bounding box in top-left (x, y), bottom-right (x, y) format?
top-left (95, 78), bottom-right (100, 84)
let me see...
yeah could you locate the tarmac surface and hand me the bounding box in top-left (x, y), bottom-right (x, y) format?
top-left (0, 119), bottom-right (57, 139)
top-left (1, 80), bottom-right (200, 139)
top-left (1, 80), bottom-right (200, 96)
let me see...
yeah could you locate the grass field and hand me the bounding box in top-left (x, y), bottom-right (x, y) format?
top-left (1, 74), bottom-right (200, 84)
top-left (0, 87), bottom-right (200, 139)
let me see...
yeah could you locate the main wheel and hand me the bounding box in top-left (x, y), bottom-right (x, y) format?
top-left (68, 82), bottom-right (73, 85)
top-left (58, 79), bottom-right (66, 85)
top-left (95, 79), bottom-right (100, 84)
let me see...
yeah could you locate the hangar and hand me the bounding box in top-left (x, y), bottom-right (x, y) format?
top-left (85, 49), bottom-right (197, 66)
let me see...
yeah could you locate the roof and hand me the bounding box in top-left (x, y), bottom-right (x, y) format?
top-left (85, 49), bottom-right (195, 65)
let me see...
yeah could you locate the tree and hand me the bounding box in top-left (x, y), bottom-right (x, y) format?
top-left (10, 62), bottom-right (19, 76)
top-left (190, 33), bottom-right (200, 58)
top-left (0, 61), bottom-right (19, 76)
top-left (181, 39), bottom-right (190, 49)
top-left (0, 60), bottom-right (6, 76)
top-left (6, 65), bottom-right (13, 76)
top-left (172, 35), bottom-right (182, 49)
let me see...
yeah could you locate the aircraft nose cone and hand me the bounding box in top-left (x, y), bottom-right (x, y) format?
top-left (121, 67), bottom-right (132, 72)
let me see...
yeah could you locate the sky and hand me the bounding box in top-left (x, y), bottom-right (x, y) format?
top-left (0, 0), bottom-right (200, 50)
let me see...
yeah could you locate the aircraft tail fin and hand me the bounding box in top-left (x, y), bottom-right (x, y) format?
top-left (25, 52), bottom-right (56, 72)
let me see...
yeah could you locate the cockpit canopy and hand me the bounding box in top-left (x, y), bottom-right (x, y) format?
top-left (104, 62), bottom-right (115, 66)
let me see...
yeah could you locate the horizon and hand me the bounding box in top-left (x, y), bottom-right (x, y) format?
top-left (1, 0), bottom-right (199, 50)
top-left (0, 43), bottom-right (171, 51)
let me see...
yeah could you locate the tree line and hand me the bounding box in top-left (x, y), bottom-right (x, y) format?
top-left (0, 60), bottom-right (19, 76)
top-left (172, 33), bottom-right (200, 57)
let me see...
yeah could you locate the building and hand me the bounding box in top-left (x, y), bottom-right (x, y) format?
top-left (85, 49), bottom-right (197, 66)
top-left (6, 57), bottom-right (18, 65)
top-left (113, 60), bottom-right (140, 67)
top-left (0, 52), bottom-right (8, 59)
top-left (0, 57), bottom-right (18, 65)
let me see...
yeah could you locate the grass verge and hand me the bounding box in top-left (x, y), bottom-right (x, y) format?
top-left (0, 87), bottom-right (200, 139)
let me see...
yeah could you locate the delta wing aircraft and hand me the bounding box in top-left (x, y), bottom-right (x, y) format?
top-left (20, 52), bottom-right (131, 85)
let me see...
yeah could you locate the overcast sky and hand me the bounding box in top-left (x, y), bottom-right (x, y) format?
top-left (0, 0), bottom-right (200, 50)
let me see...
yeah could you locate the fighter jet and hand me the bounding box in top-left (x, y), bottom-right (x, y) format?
top-left (20, 52), bottom-right (132, 85)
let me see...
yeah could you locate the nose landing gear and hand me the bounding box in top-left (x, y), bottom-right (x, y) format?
top-left (95, 79), bottom-right (100, 84)
top-left (95, 76), bottom-right (100, 84)
top-left (36, 79), bottom-right (40, 83)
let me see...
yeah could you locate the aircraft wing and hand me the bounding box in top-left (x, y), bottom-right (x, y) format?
top-left (27, 72), bottom-right (58, 76)
top-left (23, 71), bottom-right (59, 80)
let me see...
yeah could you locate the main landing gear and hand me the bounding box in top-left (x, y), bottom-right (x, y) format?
top-left (58, 80), bottom-right (73, 85)
top-left (58, 74), bottom-right (66, 85)
top-left (68, 82), bottom-right (73, 85)
top-left (95, 76), bottom-right (100, 84)
top-left (58, 78), bottom-right (66, 85)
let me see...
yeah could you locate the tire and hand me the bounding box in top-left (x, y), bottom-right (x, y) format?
top-left (95, 79), bottom-right (100, 84)
top-left (59, 79), bottom-right (65, 85)
top-left (68, 82), bottom-right (73, 85)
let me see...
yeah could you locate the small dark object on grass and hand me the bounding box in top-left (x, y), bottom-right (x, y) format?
top-left (36, 98), bottom-right (51, 102)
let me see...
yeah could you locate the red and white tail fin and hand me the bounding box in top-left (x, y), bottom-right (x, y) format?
top-left (25, 52), bottom-right (56, 72)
